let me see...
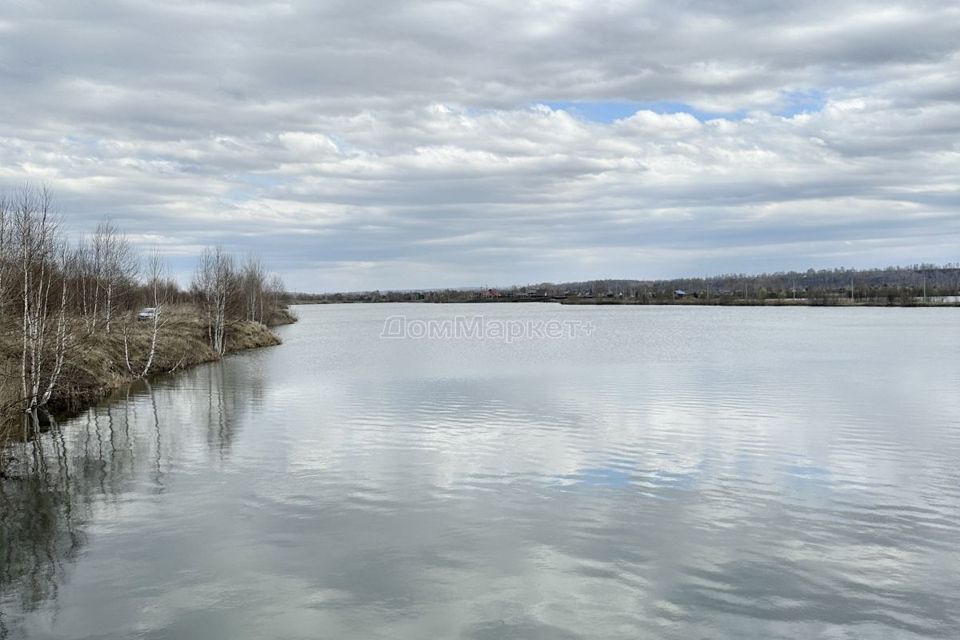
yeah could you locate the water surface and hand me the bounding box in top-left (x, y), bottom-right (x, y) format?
top-left (2, 304), bottom-right (959, 639)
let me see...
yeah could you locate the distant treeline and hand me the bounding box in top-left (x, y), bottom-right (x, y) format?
top-left (289, 264), bottom-right (960, 306)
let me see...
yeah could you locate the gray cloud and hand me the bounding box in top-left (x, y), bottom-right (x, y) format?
top-left (0, 0), bottom-right (958, 289)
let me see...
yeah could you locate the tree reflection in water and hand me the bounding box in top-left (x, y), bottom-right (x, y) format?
top-left (0, 412), bottom-right (88, 638)
top-left (0, 361), bottom-right (256, 639)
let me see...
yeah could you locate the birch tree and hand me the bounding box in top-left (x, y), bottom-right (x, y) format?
top-left (0, 194), bottom-right (10, 321)
top-left (123, 251), bottom-right (168, 379)
top-left (265, 274), bottom-right (286, 323)
top-left (73, 237), bottom-right (99, 332)
top-left (240, 255), bottom-right (267, 324)
top-left (192, 246), bottom-right (236, 355)
top-left (94, 220), bottom-right (135, 334)
top-left (13, 186), bottom-right (70, 410)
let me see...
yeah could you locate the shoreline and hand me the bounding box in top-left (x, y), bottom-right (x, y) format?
top-left (0, 307), bottom-right (297, 440)
top-left (289, 299), bottom-right (960, 308)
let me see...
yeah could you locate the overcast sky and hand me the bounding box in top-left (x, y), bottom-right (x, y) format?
top-left (1, 1), bottom-right (958, 291)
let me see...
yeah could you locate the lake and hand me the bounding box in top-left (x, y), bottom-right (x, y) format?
top-left (2, 304), bottom-right (959, 639)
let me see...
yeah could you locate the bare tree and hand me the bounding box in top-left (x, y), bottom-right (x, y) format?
top-left (73, 237), bottom-right (98, 332)
top-left (265, 274), bottom-right (286, 324)
top-left (123, 250), bottom-right (169, 379)
top-left (93, 220), bottom-right (136, 334)
top-left (40, 245), bottom-right (72, 406)
top-left (192, 246), bottom-right (236, 355)
top-left (0, 185), bottom-right (293, 425)
top-left (12, 186), bottom-right (70, 410)
top-left (0, 193), bottom-right (10, 321)
top-left (240, 254), bottom-right (266, 324)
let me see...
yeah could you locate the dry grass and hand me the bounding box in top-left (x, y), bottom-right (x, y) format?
top-left (0, 304), bottom-right (284, 433)
top-left (267, 306), bottom-right (298, 327)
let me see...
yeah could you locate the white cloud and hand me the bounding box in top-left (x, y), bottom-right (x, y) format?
top-left (0, 0), bottom-right (957, 289)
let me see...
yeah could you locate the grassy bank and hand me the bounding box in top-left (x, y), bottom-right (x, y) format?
top-left (0, 304), bottom-right (295, 435)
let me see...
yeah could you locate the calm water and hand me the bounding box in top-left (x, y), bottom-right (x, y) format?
top-left (2, 304), bottom-right (960, 639)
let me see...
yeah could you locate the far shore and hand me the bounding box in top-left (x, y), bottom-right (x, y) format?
top-left (288, 297), bottom-right (959, 308)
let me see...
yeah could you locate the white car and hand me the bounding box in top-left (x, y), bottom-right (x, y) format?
top-left (137, 307), bottom-right (159, 321)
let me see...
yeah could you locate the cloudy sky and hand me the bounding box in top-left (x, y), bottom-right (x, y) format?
top-left (1, 1), bottom-right (958, 291)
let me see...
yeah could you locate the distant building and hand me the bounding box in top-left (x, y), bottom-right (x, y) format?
top-left (674, 289), bottom-right (687, 299)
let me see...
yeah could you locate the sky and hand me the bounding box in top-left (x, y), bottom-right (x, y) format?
top-left (0, 1), bottom-right (958, 292)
